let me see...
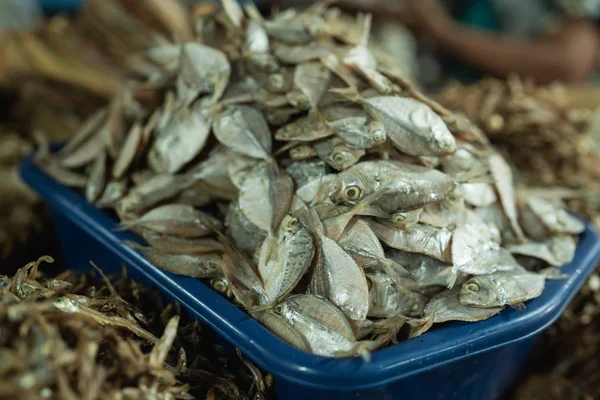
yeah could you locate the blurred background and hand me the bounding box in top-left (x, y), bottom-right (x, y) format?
top-left (1, 0), bottom-right (600, 398)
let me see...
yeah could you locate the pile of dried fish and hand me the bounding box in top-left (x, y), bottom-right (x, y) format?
top-left (0, 256), bottom-right (271, 399)
top-left (35, 1), bottom-right (584, 358)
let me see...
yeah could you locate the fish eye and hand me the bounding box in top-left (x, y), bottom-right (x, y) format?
top-left (465, 282), bottom-right (480, 293)
top-left (274, 303), bottom-right (285, 314)
top-left (393, 214), bottom-right (406, 224)
top-left (344, 186), bottom-right (362, 201)
top-left (269, 74), bottom-right (284, 90)
top-left (212, 279), bottom-right (226, 293)
top-left (332, 152), bottom-right (345, 163)
top-left (55, 297), bottom-right (64, 303)
top-left (372, 129), bottom-right (385, 142)
top-left (287, 217), bottom-right (298, 227)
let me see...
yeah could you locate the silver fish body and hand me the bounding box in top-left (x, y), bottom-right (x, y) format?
top-left (459, 267), bottom-right (545, 308)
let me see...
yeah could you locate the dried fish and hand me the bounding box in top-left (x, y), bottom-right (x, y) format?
top-left (119, 204), bottom-right (222, 238)
top-left (126, 241), bottom-right (222, 278)
top-left (298, 207), bottom-right (369, 322)
top-left (213, 105), bottom-right (272, 159)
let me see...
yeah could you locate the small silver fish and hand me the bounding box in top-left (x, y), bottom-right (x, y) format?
top-left (148, 102), bottom-right (211, 173)
top-left (424, 288), bottom-right (504, 324)
top-left (258, 215), bottom-right (314, 304)
top-left (334, 87), bottom-right (456, 156)
top-left (506, 235), bottom-right (577, 267)
top-left (298, 207), bottom-right (370, 321)
top-left (275, 294), bottom-right (373, 358)
top-left (177, 42), bottom-right (231, 105)
top-left (119, 204), bottom-right (222, 238)
top-left (333, 160), bottom-right (456, 213)
top-left (126, 241), bottom-right (223, 278)
top-left (366, 271), bottom-right (424, 318)
top-left (313, 137), bottom-right (365, 171)
top-left (294, 62), bottom-right (331, 108)
top-left (85, 152), bottom-right (107, 203)
top-left (459, 267), bottom-right (545, 308)
top-left (212, 105), bottom-right (272, 159)
top-left (369, 220), bottom-right (453, 263)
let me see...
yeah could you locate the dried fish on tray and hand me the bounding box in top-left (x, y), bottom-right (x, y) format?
top-left (35, 0), bottom-right (584, 358)
top-left (0, 256), bottom-right (272, 400)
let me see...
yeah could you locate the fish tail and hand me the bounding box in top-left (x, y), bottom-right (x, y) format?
top-left (454, 166), bottom-right (491, 184)
top-left (123, 240), bottom-right (147, 251)
top-left (408, 312), bottom-right (436, 339)
top-left (248, 302), bottom-right (275, 313)
top-left (539, 267), bottom-right (569, 280)
top-left (295, 206), bottom-right (324, 235)
top-left (329, 87), bottom-right (363, 104)
top-left (114, 220), bottom-right (139, 232)
top-left (357, 13), bottom-right (372, 46)
top-left (437, 267), bottom-right (457, 289)
top-left (334, 340), bottom-right (377, 362)
top-left (381, 258), bottom-right (409, 276)
top-left (258, 233), bottom-right (275, 273)
top-left (352, 186), bottom-right (390, 217)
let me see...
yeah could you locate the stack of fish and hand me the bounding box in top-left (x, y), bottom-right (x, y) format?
top-left (35, 0), bottom-right (585, 358)
top-left (0, 256), bottom-right (271, 400)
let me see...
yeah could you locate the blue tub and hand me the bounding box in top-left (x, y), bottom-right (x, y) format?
top-left (20, 154), bottom-right (600, 400)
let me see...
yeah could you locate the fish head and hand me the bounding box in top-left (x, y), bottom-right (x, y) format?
top-left (327, 146), bottom-right (359, 171)
top-left (333, 167), bottom-right (374, 205)
top-left (368, 120), bottom-right (387, 146)
top-left (391, 210), bottom-right (421, 228)
top-left (459, 277), bottom-right (496, 308)
top-left (409, 107), bottom-right (457, 155)
top-left (280, 215), bottom-right (302, 235)
top-left (306, 16), bottom-right (328, 36)
top-left (52, 296), bottom-right (79, 313)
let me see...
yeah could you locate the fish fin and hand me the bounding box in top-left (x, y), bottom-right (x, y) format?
top-left (123, 240), bottom-right (146, 251)
top-left (295, 205), bottom-right (325, 235)
top-left (329, 86), bottom-right (363, 104)
top-left (114, 220), bottom-right (138, 232)
top-left (454, 166), bottom-right (491, 184)
top-left (248, 302), bottom-right (275, 313)
top-left (349, 186), bottom-right (392, 218)
top-left (539, 267), bottom-right (569, 280)
top-left (381, 258), bottom-right (409, 276)
top-left (258, 233), bottom-right (276, 275)
top-left (244, 1), bottom-right (264, 23)
top-left (408, 312), bottom-right (436, 339)
top-left (437, 267), bottom-right (457, 289)
top-left (510, 302), bottom-right (527, 311)
top-left (357, 12), bottom-right (372, 47)
top-left (335, 340), bottom-right (377, 362)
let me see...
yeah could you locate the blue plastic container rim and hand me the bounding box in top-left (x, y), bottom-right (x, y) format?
top-left (20, 152), bottom-right (600, 392)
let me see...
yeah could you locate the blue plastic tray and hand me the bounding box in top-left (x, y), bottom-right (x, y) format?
top-left (20, 153), bottom-right (600, 400)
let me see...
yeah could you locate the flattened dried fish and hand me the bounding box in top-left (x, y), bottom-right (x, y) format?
top-left (459, 267), bottom-right (546, 308)
top-left (293, 62), bottom-right (331, 108)
top-left (85, 152), bottom-right (107, 203)
top-left (149, 102), bottom-right (211, 173)
top-left (177, 42), bottom-right (231, 104)
top-left (126, 241), bottom-right (222, 278)
top-left (298, 207), bottom-right (369, 321)
top-left (258, 216), bottom-right (314, 304)
top-left (425, 288), bottom-right (504, 324)
top-left (213, 105), bottom-right (272, 159)
top-left (119, 204), bottom-right (222, 237)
